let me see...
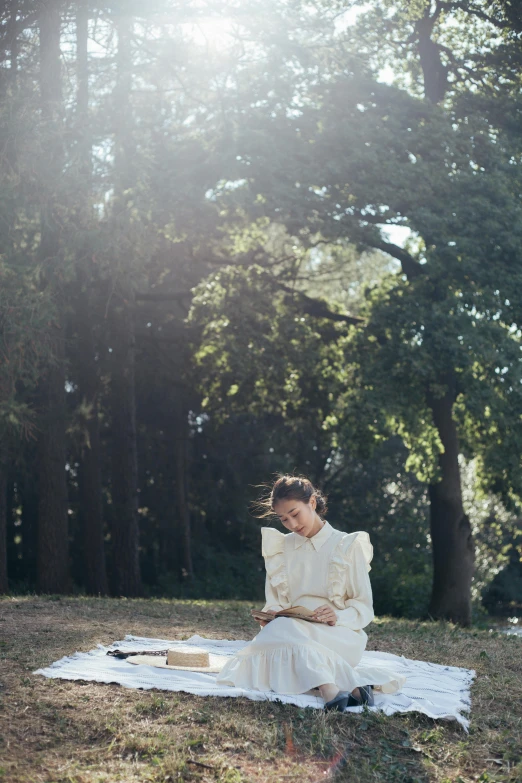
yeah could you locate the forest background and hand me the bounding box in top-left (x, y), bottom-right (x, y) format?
top-left (1, 0), bottom-right (522, 627)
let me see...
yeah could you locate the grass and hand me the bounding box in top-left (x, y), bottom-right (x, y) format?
top-left (0, 596), bottom-right (520, 782)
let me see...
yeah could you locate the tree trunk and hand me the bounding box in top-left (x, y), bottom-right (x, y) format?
top-left (21, 462), bottom-right (38, 585)
top-left (110, 288), bottom-right (142, 596)
top-left (0, 3), bottom-right (20, 595)
top-left (75, 0), bottom-right (108, 595)
top-left (108, 11), bottom-right (142, 597)
top-left (36, 0), bottom-right (69, 594)
top-left (8, 0), bottom-right (19, 84)
top-left (415, 12), bottom-right (448, 104)
top-left (174, 404), bottom-right (193, 579)
top-left (0, 441), bottom-right (8, 594)
top-left (0, 2), bottom-right (18, 594)
top-left (37, 337), bottom-right (70, 593)
top-left (159, 423), bottom-right (178, 575)
top-left (415, 11), bottom-right (472, 624)
top-left (426, 375), bottom-right (474, 625)
top-left (76, 277), bottom-right (108, 595)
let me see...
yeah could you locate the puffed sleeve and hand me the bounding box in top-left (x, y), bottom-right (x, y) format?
top-left (328, 532), bottom-right (374, 630)
top-left (260, 527), bottom-right (291, 612)
top-left (262, 573), bottom-right (283, 613)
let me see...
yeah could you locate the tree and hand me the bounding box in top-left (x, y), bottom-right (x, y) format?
top-left (106, 8), bottom-right (143, 596)
top-left (73, 0), bottom-right (108, 595)
top-left (342, 0), bottom-right (522, 621)
top-left (35, 0), bottom-right (70, 594)
top-left (191, 3), bottom-right (522, 623)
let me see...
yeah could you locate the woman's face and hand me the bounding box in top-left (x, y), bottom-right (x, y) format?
top-left (273, 497), bottom-right (318, 537)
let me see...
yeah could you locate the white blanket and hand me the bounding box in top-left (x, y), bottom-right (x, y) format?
top-left (34, 634), bottom-right (475, 730)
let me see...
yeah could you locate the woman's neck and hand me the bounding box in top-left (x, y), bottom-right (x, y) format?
top-left (307, 515), bottom-right (324, 538)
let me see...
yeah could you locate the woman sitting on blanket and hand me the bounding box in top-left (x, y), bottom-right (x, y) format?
top-left (217, 474), bottom-right (406, 712)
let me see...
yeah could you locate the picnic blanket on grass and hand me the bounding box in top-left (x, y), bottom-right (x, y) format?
top-left (34, 634), bottom-right (475, 730)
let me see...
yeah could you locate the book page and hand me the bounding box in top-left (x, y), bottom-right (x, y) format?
top-left (250, 607), bottom-right (321, 624)
top-left (277, 605), bottom-right (314, 618)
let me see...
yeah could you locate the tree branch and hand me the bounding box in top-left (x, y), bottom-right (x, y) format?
top-left (275, 279), bottom-right (365, 325)
top-left (438, 1), bottom-right (510, 29)
top-left (365, 238), bottom-right (424, 280)
top-left (0, 11), bottom-right (38, 49)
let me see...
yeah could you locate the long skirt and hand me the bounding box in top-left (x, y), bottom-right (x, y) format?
top-left (216, 617), bottom-right (405, 695)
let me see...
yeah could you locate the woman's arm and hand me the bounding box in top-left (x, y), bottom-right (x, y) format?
top-left (254, 573), bottom-right (283, 626)
top-left (261, 572), bottom-right (284, 614)
top-left (335, 538), bottom-right (375, 630)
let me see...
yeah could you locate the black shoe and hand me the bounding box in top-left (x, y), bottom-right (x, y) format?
top-left (346, 685), bottom-right (374, 708)
top-left (324, 691), bottom-right (350, 712)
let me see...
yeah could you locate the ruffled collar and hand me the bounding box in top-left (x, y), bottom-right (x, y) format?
top-left (293, 520), bottom-right (334, 551)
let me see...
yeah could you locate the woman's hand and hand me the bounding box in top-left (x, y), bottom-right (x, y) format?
top-left (312, 604), bottom-right (337, 626)
top-left (255, 610), bottom-right (276, 627)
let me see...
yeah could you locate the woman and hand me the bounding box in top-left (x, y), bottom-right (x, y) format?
top-left (217, 474), bottom-right (406, 711)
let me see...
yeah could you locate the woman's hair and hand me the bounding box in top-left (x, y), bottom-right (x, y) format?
top-left (252, 473), bottom-right (328, 519)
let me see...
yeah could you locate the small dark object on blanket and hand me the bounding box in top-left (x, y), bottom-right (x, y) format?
top-left (107, 649), bottom-right (168, 659)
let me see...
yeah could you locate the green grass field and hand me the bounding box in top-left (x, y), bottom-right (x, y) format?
top-left (0, 596), bottom-right (520, 782)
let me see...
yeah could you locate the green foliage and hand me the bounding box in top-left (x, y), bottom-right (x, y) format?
top-left (210, 37), bottom-right (522, 506)
top-left (152, 544), bottom-right (265, 601)
top-left (186, 250), bottom-right (521, 616)
top-left (189, 263), bottom-right (347, 437)
top-left (482, 555), bottom-right (522, 614)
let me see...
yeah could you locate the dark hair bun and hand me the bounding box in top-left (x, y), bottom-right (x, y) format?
top-left (315, 494), bottom-right (327, 515)
top-left (251, 473), bottom-right (328, 518)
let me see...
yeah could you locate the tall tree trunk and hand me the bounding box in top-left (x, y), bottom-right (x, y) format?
top-left (158, 421), bottom-right (178, 575)
top-left (8, 0), bottom-right (19, 84)
top-left (36, 0), bottom-right (69, 594)
top-left (415, 13), bottom-right (449, 104)
top-left (109, 12), bottom-right (142, 596)
top-left (426, 374), bottom-right (474, 626)
top-left (0, 0), bottom-right (19, 596)
top-left (110, 287), bottom-right (142, 596)
top-left (75, 0), bottom-right (108, 595)
top-left (0, 441), bottom-right (8, 593)
top-left (21, 460), bottom-right (38, 585)
top-left (174, 402), bottom-right (193, 579)
top-left (37, 335), bottom-right (69, 593)
top-left (416, 11), bottom-right (472, 624)
top-left (76, 274), bottom-right (108, 594)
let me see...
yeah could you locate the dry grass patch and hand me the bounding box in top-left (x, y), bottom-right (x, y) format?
top-left (0, 596), bottom-right (520, 782)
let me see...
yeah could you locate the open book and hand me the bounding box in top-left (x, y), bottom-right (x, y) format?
top-left (251, 605), bottom-right (321, 624)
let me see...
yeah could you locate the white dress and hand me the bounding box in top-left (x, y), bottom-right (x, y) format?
top-left (217, 521), bottom-right (406, 695)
